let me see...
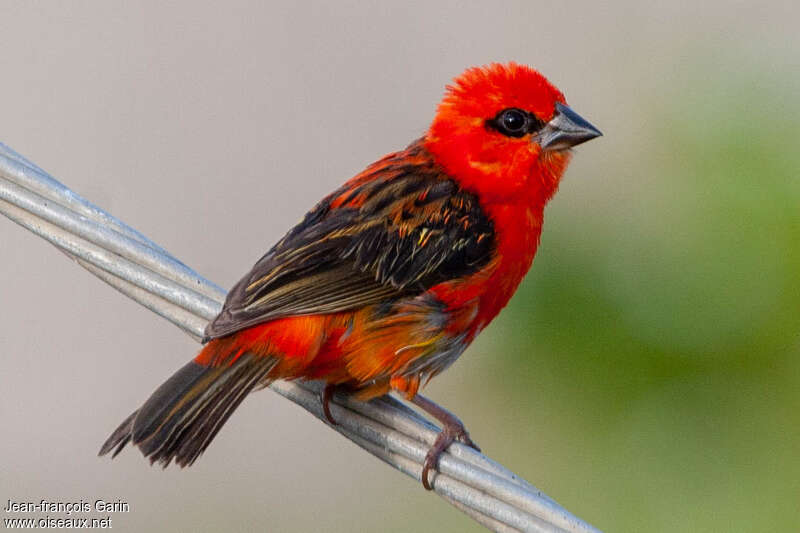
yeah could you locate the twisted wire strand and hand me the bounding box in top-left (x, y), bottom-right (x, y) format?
top-left (0, 143), bottom-right (601, 533)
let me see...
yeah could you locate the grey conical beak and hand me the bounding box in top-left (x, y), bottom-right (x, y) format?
top-left (536, 102), bottom-right (602, 150)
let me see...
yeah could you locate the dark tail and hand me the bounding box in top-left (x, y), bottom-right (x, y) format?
top-left (99, 354), bottom-right (277, 467)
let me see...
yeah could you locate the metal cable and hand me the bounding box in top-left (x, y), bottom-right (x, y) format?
top-left (0, 142), bottom-right (601, 533)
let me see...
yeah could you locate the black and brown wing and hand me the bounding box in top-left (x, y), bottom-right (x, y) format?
top-left (203, 141), bottom-right (495, 341)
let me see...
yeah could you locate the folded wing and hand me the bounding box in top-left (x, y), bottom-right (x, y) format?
top-left (204, 141), bottom-right (495, 340)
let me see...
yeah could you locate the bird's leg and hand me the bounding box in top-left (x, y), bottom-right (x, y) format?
top-left (320, 383), bottom-right (338, 426)
top-left (410, 393), bottom-right (480, 490)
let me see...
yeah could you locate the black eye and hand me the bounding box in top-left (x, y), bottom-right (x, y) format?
top-left (501, 109), bottom-right (526, 133)
top-left (487, 108), bottom-right (541, 138)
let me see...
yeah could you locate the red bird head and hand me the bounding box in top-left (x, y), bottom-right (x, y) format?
top-left (425, 62), bottom-right (600, 206)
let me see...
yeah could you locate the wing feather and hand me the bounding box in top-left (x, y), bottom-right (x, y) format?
top-left (203, 140), bottom-right (494, 341)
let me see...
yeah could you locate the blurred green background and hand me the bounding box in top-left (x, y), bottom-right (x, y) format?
top-left (2, 2), bottom-right (798, 532)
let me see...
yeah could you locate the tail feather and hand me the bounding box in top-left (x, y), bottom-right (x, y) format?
top-left (99, 410), bottom-right (137, 458)
top-left (171, 359), bottom-right (271, 464)
top-left (99, 354), bottom-right (277, 467)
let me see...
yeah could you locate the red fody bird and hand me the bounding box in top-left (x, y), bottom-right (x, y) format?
top-left (100, 62), bottom-right (601, 489)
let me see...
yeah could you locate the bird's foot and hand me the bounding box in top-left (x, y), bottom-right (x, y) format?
top-left (421, 421), bottom-right (480, 490)
top-left (410, 393), bottom-right (480, 490)
top-left (320, 383), bottom-right (338, 426)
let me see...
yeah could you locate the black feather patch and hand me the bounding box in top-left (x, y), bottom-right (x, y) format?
top-left (204, 139), bottom-right (495, 340)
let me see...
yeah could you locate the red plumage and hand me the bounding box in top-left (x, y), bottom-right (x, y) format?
top-left (100, 62), bottom-right (601, 489)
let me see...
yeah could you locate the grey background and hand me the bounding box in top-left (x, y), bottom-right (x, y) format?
top-left (1, 2), bottom-right (797, 531)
